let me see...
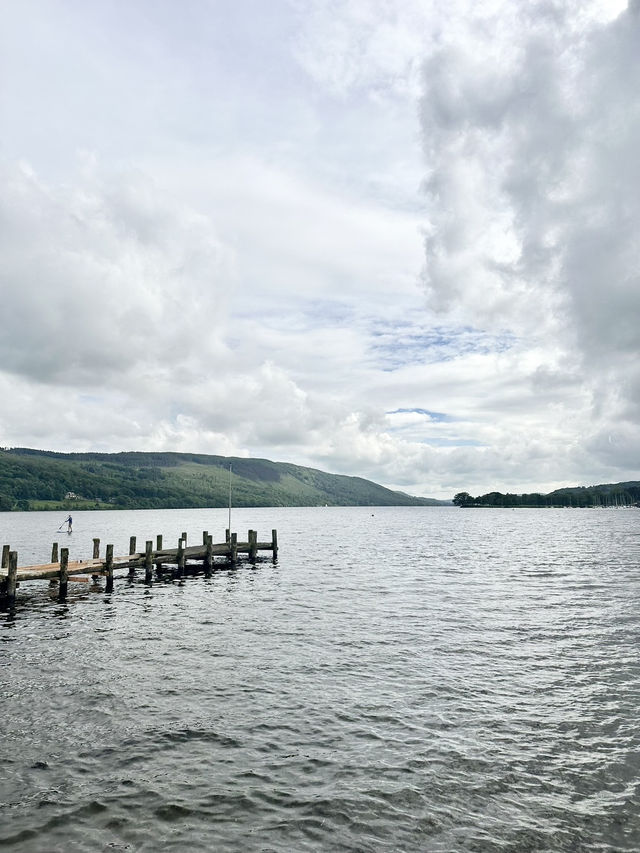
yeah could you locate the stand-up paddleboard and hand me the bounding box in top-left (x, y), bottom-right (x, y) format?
top-left (58, 515), bottom-right (73, 534)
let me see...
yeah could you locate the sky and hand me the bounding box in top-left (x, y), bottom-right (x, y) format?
top-left (1, 0), bottom-right (638, 499)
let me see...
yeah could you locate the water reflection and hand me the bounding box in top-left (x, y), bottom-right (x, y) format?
top-left (0, 611), bottom-right (16, 628)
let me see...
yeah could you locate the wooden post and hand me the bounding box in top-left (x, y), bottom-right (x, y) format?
top-left (225, 528), bottom-right (230, 544)
top-left (129, 536), bottom-right (137, 555)
top-left (229, 532), bottom-right (237, 565)
top-left (0, 545), bottom-right (7, 605)
top-left (248, 529), bottom-right (257, 561)
top-left (105, 544), bottom-right (114, 592)
top-left (202, 530), bottom-right (208, 545)
top-left (5, 551), bottom-right (18, 609)
top-left (155, 534), bottom-right (163, 575)
top-left (204, 535), bottom-right (213, 575)
top-left (177, 538), bottom-right (185, 578)
top-left (49, 541), bottom-right (59, 586)
top-left (93, 538), bottom-right (100, 559)
top-left (59, 548), bottom-right (69, 600)
top-left (144, 540), bottom-right (153, 584)
top-left (272, 529), bottom-right (278, 559)
top-left (181, 531), bottom-right (187, 546)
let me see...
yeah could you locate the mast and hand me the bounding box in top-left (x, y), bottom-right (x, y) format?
top-left (228, 463), bottom-right (232, 534)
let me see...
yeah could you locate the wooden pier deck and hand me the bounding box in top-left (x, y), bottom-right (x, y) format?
top-left (0, 527), bottom-right (278, 609)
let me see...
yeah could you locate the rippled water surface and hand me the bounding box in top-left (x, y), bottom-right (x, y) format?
top-left (2, 506), bottom-right (640, 852)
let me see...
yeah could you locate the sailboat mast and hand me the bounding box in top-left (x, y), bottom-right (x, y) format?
top-left (228, 463), bottom-right (232, 534)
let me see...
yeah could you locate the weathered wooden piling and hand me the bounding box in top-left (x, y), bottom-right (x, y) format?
top-left (156, 534), bottom-right (163, 550)
top-left (181, 531), bottom-right (187, 546)
top-left (105, 544), bottom-right (114, 593)
top-left (59, 548), bottom-right (69, 600)
top-left (5, 551), bottom-right (18, 609)
top-left (204, 535), bottom-right (213, 576)
top-left (144, 541), bottom-right (153, 584)
top-left (0, 551), bottom-right (7, 605)
top-left (229, 532), bottom-right (238, 565)
top-left (51, 542), bottom-right (58, 563)
top-left (93, 538), bottom-right (100, 559)
top-left (129, 536), bottom-right (137, 556)
top-left (203, 530), bottom-right (208, 545)
top-left (248, 529), bottom-right (257, 561)
top-left (272, 529), bottom-right (278, 559)
top-left (177, 538), bottom-right (185, 578)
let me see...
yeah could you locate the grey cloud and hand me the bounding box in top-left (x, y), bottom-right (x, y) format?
top-left (586, 423), bottom-right (640, 470)
top-left (419, 2), bottom-right (640, 472)
top-left (420, 4), bottom-right (640, 330)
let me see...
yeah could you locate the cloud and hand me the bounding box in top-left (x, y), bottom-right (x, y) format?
top-left (0, 161), bottom-right (233, 386)
top-left (418, 0), bottom-right (640, 478)
top-left (290, 0), bottom-right (437, 98)
top-left (1, 0), bottom-right (639, 499)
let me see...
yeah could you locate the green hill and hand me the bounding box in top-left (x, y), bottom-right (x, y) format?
top-left (0, 448), bottom-right (444, 511)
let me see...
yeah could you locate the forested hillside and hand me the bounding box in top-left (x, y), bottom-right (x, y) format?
top-left (0, 448), bottom-right (442, 510)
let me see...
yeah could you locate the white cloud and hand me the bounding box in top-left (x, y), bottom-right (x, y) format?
top-left (418, 0), bottom-right (640, 484)
top-left (0, 161), bottom-right (233, 385)
top-left (290, 0), bottom-right (437, 98)
top-left (0, 0), bottom-right (638, 499)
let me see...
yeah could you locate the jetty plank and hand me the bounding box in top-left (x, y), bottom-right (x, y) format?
top-left (0, 529), bottom-right (278, 593)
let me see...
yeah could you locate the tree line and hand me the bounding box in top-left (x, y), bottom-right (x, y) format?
top-left (453, 484), bottom-right (640, 508)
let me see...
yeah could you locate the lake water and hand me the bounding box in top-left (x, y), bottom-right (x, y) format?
top-left (2, 505), bottom-right (640, 852)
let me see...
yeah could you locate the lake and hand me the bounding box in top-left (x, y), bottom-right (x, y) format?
top-left (2, 505), bottom-right (640, 852)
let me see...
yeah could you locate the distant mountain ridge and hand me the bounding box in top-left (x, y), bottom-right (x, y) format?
top-left (0, 447), bottom-right (446, 510)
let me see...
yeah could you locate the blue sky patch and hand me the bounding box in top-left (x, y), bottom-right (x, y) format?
top-left (420, 438), bottom-right (485, 447)
top-left (370, 321), bottom-right (517, 370)
top-left (387, 407), bottom-right (454, 422)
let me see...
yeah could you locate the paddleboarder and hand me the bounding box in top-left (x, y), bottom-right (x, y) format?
top-left (57, 515), bottom-right (73, 533)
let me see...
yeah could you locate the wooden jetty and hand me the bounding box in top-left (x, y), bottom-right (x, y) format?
top-left (0, 528), bottom-right (278, 610)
